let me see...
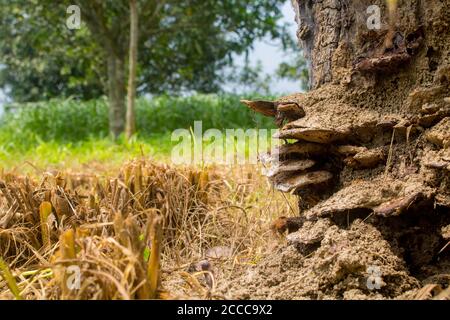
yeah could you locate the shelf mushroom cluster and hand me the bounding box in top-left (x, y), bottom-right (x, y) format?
top-left (241, 88), bottom-right (450, 226)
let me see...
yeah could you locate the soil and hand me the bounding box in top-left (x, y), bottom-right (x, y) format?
top-left (220, 219), bottom-right (417, 299)
top-left (218, 210), bottom-right (449, 299)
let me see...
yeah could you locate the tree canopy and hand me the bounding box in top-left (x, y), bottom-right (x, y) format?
top-left (0, 0), bottom-right (292, 102)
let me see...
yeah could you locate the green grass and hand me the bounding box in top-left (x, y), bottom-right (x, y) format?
top-left (0, 94), bottom-right (277, 172)
top-left (0, 136), bottom-right (171, 174)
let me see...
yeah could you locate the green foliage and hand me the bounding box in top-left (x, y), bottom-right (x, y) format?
top-left (226, 61), bottom-right (274, 95)
top-left (0, 94), bottom-right (275, 152)
top-left (0, 95), bottom-right (277, 171)
top-left (276, 56), bottom-right (309, 91)
top-left (0, 0), bottom-right (104, 102)
top-left (0, 135), bottom-right (169, 172)
top-left (136, 94), bottom-right (275, 134)
top-left (276, 39), bottom-right (310, 91)
top-left (1, 99), bottom-right (109, 149)
top-left (0, 0), bottom-right (291, 101)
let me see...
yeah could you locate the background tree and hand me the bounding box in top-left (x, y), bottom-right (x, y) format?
top-left (276, 50), bottom-right (309, 91)
top-left (125, 0), bottom-right (138, 138)
top-left (0, 1), bottom-right (104, 101)
top-left (226, 61), bottom-right (274, 95)
top-left (0, 0), bottom-right (292, 137)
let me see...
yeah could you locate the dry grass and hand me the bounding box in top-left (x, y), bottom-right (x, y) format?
top-left (0, 159), bottom-right (297, 300)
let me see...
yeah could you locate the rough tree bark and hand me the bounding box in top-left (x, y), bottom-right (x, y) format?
top-left (278, 0), bottom-right (450, 217)
top-left (126, 0), bottom-right (138, 139)
top-left (239, 0), bottom-right (450, 298)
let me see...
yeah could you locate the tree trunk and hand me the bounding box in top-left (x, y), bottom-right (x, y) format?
top-left (291, 0), bottom-right (449, 90)
top-left (280, 0), bottom-right (450, 208)
top-left (107, 54), bottom-right (126, 139)
top-left (126, 0), bottom-right (139, 139)
top-left (239, 0), bottom-right (450, 298)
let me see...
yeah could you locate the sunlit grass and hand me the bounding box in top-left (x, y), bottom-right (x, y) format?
top-left (0, 132), bottom-right (277, 176)
top-left (0, 94), bottom-right (274, 147)
top-left (0, 135), bottom-right (172, 174)
top-left (0, 94), bottom-right (277, 173)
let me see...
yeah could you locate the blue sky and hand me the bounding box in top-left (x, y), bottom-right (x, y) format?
top-left (237, 1), bottom-right (299, 93)
top-left (0, 1), bottom-right (299, 111)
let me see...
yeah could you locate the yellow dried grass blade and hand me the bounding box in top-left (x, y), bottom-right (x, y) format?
top-left (59, 229), bottom-right (77, 299)
top-left (134, 164), bottom-right (142, 193)
top-left (148, 217), bottom-right (162, 299)
top-left (199, 170), bottom-right (209, 191)
top-left (39, 201), bottom-right (52, 247)
top-left (134, 164), bottom-right (144, 206)
top-left (0, 257), bottom-right (23, 300)
top-left (386, 0), bottom-right (398, 15)
top-left (124, 164), bottom-right (132, 185)
top-left (386, 0), bottom-right (398, 31)
top-left (60, 229), bottom-right (76, 260)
